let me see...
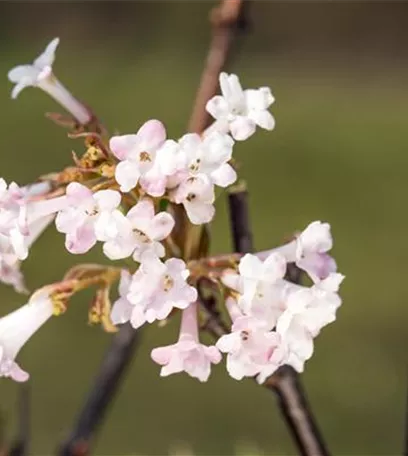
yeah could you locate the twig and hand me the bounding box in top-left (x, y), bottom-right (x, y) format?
top-left (57, 324), bottom-right (140, 456)
top-left (8, 384), bottom-right (30, 456)
top-left (188, 0), bottom-right (249, 133)
top-left (228, 189), bottom-right (329, 456)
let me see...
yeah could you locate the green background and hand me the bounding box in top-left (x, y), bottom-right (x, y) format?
top-left (0, 2), bottom-right (407, 454)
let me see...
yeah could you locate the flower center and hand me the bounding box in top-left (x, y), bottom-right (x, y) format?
top-left (240, 330), bottom-right (250, 341)
top-left (186, 193), bottom-right (196, 202)
top-left (85, 206), bottom-right (99, 216)
top-left (189, 158), bottom-right (201, 173)
top-left (132, 228), bottom-right (150, 244)
top-left (162, 274), bottom-right (174, 292)
top-left (139, 151), bottom-right (151, 162)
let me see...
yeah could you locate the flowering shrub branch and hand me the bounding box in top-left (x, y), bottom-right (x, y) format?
top-left (1, 0), bottom-right (344, 454)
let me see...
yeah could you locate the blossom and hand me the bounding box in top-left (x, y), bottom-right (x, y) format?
top-left (110, 270), bottom-right (134, 326)
top-left (151, 302), bottom-right (221, 382)
top-left (8, 38), bottom-right (91, 124)
top-left (216, 298), bottom-right (286, 383)
top-left (223, 252), bottom-right (288, 328)
top-left (102, 198), bottom-right (174, 262)
top-left (109, 120), bottom-right (166, 193)
top-left (276, 273), bottom-right (344, 372)
top-left (172, 175), bottom-right (215, 225)
top-left (264, 221), bottom-right (336, 282)
top-left (206, 72), bottom-right (275, 141)
top-left (125, 253), bottom-right (198, 329)
top-left (179, 132), bottom-right (237, 187)
top-left (0, 292), bottom-right (53, 382)
top-left (55, 182), bottom-right (122, 254)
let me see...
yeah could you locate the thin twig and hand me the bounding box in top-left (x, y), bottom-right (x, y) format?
top-left (228, 189), bottom-right (329, 456)
top-left (188, 0), bottom-right (249, 133)
top-left (57, 324), bottom-right (140, 456)
top-left (8, 384), bottom-right (30, 456)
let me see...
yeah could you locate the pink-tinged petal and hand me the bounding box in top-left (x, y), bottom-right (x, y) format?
top-left (140, 171), bottom-right (167, 197)
top-left (55, 208), bottom-right (84, 234)
top-left (249, 110), bottom-right (275, 131)
top-left (110, 297), bottom-right (133, 325)
top-left (206, 95), bottom-right (229, 119)
top-left (126, 199), bottom-right (155, 223)
top-left (149, 213), bottom-right (175, 241)
top-left (221, 272), bottom-right (241, 293)
top-left (115, 160), bottom-right (140, 192)
top-left (65, 182), bottom-right (93, 203)
top-left (239, 254), bottom-right (264, 279)
top-left (130, 306), bottom-right (147, 330)
top-left (203, 345), bottom-right (222, 364)
top-left (263, 252), bottom-right (287, 282)
top-left (109, 134), bottom-right (139, 160)
top-left (118, 270), bottom-right (132, 297)
top-left (165, 258), bottom-right (187, 275)
top-left (151, 345), bottom-right (174, 365)
top-left (297, 252), bottom-right (337, 282)
top-left (216, 333), bottom-right (240, 353)
top-left (10, 362), bottom-right (29, 382)
top-left (210, 163), bottom-right (237, 187)
top-left (229, 116), bottom-right (256, 141)
top-left (93, 190), bottom-right (121, 212)
top-left (65, 223), bottom-right (96, 254)
top-left (184, 201), bottom-right (215, 225)
top-left (103, 239), bottom-right (135, 261)
top-left (136, 120), bottom-right (166, 152)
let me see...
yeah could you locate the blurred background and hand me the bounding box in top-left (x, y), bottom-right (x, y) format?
top-left (0, 1), bottom-right (408, 454)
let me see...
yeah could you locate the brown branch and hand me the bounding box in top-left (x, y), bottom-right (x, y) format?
top-left (57, 324), bottom-right (140, 456)
top-left (188, 0), bottom-right (248, 133)
top-left (228, 189), bottom-right (330, 456)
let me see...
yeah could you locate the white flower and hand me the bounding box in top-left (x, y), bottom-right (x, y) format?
top-left (225, 252), bottom-right (288, 329)
top-left (276, 273), bottom-right (344, 372)
top-left (102, 198), bottom-right (174, 262)
top-left (216, 298), bottom-right (286, 382)
top-left (125, 253), bottom-right (198, 329)
top-left (55, 182), bottom-right (122, 254)
top-left (172, 175), bottom-right (215, 225)
top-left (0, 292), bottom-right (53, 382)
top-left (179, 132), bottom-right (237, 187)
top-left (8, 38), bottom-right (91, 124)
top-left (266, 221), bottom-right (337, 282)
top-left (109, 120), bottom-right (167, 193)
top-left (206, 72), bottom-right (275, 141)
top-left (151, 302), bottom-right (221, 382)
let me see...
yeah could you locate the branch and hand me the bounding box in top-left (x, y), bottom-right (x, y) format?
top-left (228, 188), bottom-right (329, 456)
top-left (8, 384), bottom-right (30, 456)
top-left (57, 324), bottom-right (140, 456)
top-left (188, 0), bottom-right (249, 133)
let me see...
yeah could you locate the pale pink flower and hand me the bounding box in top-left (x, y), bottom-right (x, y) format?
top-left (110, 270), bottom-right (134, 325)
top-left (55, 182), bottom-right (122, 254)
top-left (0, 292), bottom-right (53, 382)
top-left (264, 221), bottom-right (336, 282)
top-left (8, 38), bottom-right (91, 124)
top-left (125, 253), bottom-right (197, 329)
top-left (172, 175), bottom-right (215, 225)
top-left (179, 131), bottom-right (237, 187)
top-left (109, 120), bottom-right (166, 193)
top-left (276, 273), bottom-right (344, 372)
top-left (151, 302), bottom-right (221, 382)
top-left (216, 298), bottom-right (286, 382)
top-left (102, 198), bottom-right (174, 262)
top-left (206, 72), bottom-right (275, 141)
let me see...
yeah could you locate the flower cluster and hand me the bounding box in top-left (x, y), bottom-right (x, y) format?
top-left (0, 38), bottom-right (344, 384)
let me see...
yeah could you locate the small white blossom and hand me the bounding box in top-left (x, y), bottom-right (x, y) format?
top-left (216, 298), bottom-right (287, 382)
top-left (125, 253), bottom-right (197, 329)
top-left (102, 198), bottom-right (174, 262)
top-left (55, 182), bottom-right (122, 254)
top-left (0, 292), bottom-right (53, 382)
top-left (172, 175), bottom-right (215, 225)
top-left (151, 302), bottom-right (221, 382)
top-left (8, 38), bottom-right (91, 124)
top-left (109, 120), bottom-right (167, 193)
top-left (206, 72), bottom-right (275, 141)
top-left (276, 273), bottom-right (344, 372)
